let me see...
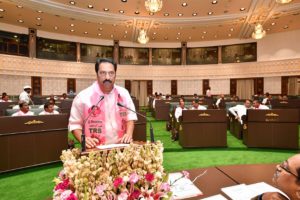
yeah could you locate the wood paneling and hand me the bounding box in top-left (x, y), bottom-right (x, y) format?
top-left (67, 78), bottom-right (76, 93)
top-left (203, 79), bottom-right (209, 95)
top-left (125, 80), bottom-right (131, 94)
top-left (254, 77), bottom-right (264, 95)
top-left (171, 80), bottom-right (177, 95)
top-left (230, 79), bottom-right (237, 96)
top-left (147, 80), bottom-right (153, 95)
top-left (31, 76), bottom-right (42, 96)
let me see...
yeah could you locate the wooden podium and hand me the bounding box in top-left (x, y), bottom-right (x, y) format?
top-left (243, 109), bottom-right (299, 149)
top-left (179, 110), bottom-right (227, 148)
top-left (0, 114), bottom-right (68, 173)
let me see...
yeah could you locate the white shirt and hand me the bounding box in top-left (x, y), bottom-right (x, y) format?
top-left (175, 106), bottom-right (187, 122)
top-left (0, 99), bottom-right (12, 102)
top-left (39, 104), bottom-right (59, 109)
top-left (216, 98), bottom-right (223, 108)
top-left (228, 104), bottom-right (248, 124)
top-left (206, 89), bottom-right (211, 97)
top-left (39, 110), bottom-right (59, 115)
top-left (255, 104), bottom-right (270, 110)
top-left (191, 105), bottom-right (207, 110)
top-left (12, 105), bottom-right (32, 110)
top-left (19, 91), bottom-right (31, 104)
top-left (69, 82), bottom-right (137, 144)
top-left (12, 110), bottom-right (34, 116)
top-left (262, 98), bottom-right (268, 105)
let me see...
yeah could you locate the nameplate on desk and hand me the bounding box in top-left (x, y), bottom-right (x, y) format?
top-left (96, 143), bottom-right (130, 150)
top-left (199, 112), bottom-right (211, 117)
top-left (24, 120), bottom-right (44, 125)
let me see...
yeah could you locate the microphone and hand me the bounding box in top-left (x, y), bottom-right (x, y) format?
top-left (81, 95), bottom-right (104, 152)
top-left (117, 102), bottom-right (155, 143)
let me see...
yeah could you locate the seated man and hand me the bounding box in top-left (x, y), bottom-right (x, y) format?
top-left (60, 93), bottom-right (69, 100)
top-left (262, 92), bottom-right (272, 105)
top-left (0, 93), bottom-right (12, 102)
top-left (253, 100), bottom-right (270, 110)
top-left (228, 99), bottom-right (252, 124)
top-left (190, 99), bottom-right (207, 110)
top-left (12, 101), bottom-right (34, 116)
top-left (39, 102), bottom-right (59, 115)
top-left (253, 154), bottom-right (300, 200)
top-left (215, 94), bottom-right (225, 109)
top-left (39, 99), bottom-right (59, 109)
top-left (175, 98), bottom-right (187, 122)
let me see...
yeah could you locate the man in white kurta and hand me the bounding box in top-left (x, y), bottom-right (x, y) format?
top-left (228, 99), bottom-right (252, 124)
top-left (69, 58), bottom-right (137, 149)
top-left (12, 101), bottom-right (34, 116)
top-left (19, 85), bottom-right (32, 104)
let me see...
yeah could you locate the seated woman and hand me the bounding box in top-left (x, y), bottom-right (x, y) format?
top-left (12, 101), bottom-right (34, 116)
top-left (39, 102), bottom-right (59, 115)
top-left (253, 154), bottom-right (300, 200)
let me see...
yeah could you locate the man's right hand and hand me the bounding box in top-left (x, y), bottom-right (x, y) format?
top-left (85, 137), bottom-right (99, 149)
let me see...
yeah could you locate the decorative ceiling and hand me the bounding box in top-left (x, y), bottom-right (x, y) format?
top-left (0, 0), bottom-right (300, 42)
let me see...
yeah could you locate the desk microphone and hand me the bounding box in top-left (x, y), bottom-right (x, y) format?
top-left (81, 95), bottom-right (104, 152)
top-left (117, 102), bottom-right (155, 143)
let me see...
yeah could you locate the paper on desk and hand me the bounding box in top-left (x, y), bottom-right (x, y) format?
top-left (168, 172), bottom-right (203, 200)
top-left (96, 143), bottom-right (130, 150)
top-left (221, 182), bottom-right (290, 200)
top-left (201, 194), bottom-right (228, 200)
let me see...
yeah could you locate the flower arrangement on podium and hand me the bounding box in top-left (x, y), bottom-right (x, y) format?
top-left (53, 141), bottom-right (173, 200)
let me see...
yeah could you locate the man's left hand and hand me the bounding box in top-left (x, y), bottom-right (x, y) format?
top-left (120, 133), bottom-right (133, 143)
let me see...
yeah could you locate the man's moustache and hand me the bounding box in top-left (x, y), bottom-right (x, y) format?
top-left (103, 80), bottom-right (112, 84)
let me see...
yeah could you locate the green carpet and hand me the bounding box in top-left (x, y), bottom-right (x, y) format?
top-left (0, 119), bottom-right (299, 200)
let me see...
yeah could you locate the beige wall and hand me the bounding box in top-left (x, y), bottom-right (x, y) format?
top-left (0, 74), bottom-right (31, 95)
top-left (264, 77), bottom-right (282, 94)
top-left (177, 80), bottom-right (202, 95)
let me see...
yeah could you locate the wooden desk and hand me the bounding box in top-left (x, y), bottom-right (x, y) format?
top-left (179, 167), bottom-right (237, 199)
top-left (179, 110), bottom-right (227, 147)
top-left (216, 163), bottom-right (277, 186)
top-left (133, 111), bottom-right (146, 142)
top-left (0, 114), bottom-right (68, 173)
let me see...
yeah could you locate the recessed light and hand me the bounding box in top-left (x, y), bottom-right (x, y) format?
top-left (70, 29), bottom-right (75, 32)
top-left (230, 28), bottom-right (234, 31)
top-left (70, 24), bottom-right (75, 27)
top-left (110, 34), bottom-right (114, 38)
top-left (152, 37), bottom-right (155, 40)
top-left (188, 36), bottom-right (192, 40)
top-left (266, 28), bottom-right (271, 31)
top-left (17, 19), bottom-right (24, 23)
top-left (0, 8), bottom-right (5, 12)
top-left (240, 8), bottom-right (245, 11)
top-left (14, 35), bottom-right (18, 38)
top-left (212, 0), bottom-right (218, 4)
top-left (17, 5), bottom-right (23, 8)
top-left (119, 10), bottom-right (124, 14)
top-left (228, 33), bottom-right (232, 37)
top-left (192, 13), bottom-right (197, 16)
top-left (208, 12), bottom-right (213, 15)
top-left (178, 13), bottom-right (183, 16)
top-left (54, 26), bottom-right (58, 30)
top-left (177, 32), bottom-right (181, 35)
top-left (153, 32), bottom-right (157, 35)
top-left (113, 24), bottom-right (117, 27)
top-left (182, 3), bottom-right (188, 7)
top-left (201, 36), bottom-right (205, 39)
top-left (203, 31), bottom-right (207, 34)
top-left (123, 35), bottom-right (127, 38)
top-left (36, 17), bottom-right (42, 20)
top-left (84, 31), bottom-right (88, 34)
top-left (37, 10), bottom-right (43, 13)
top-left (126, 25), bottom-right (130, 28)
top-left (135, 11), bottom-right (140, 14)
top-left (36, 23), bottom-right (42, 26)
top-left (149, 12), bottom-right (154, 16)
top-left (98, 22), bottom-right (103, 25)
top-left (104, 8), bottom-right (109, 11)
top-left (69, 1), bottom-right (76, 5)
top-left (176, 37), bottom-right (180, 40)
top-left (88, 5), bottom-right (94, 9)
top-left (164, 13), bottom-right (169, 16)
top-left (98, 28), bottom-right (103, 31)
top-left (271, 22), bottom-right (276, 26)
top-left (283, 25), bottom-right (289, 29)
top-left (97, 33), bottom-right (102, 36)
top-left (121, 0), bottom-right (127, 2)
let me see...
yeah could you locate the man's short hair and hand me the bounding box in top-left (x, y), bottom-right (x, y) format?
top-left (19, 101), bottom-right (27, 108)
top-left (95, 58), bottom-right (117, 73)
top-left (44, 102), bottom-right (51, 109)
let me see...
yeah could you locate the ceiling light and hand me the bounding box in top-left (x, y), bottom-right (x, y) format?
top-left (125, 30), bottom-right (128, 34)
top-left (119, 10), bottom-right (124, 13)
top-left (145, 0), bottom-right (163, 13)
top-left (275, 0), bottom-right (293, 4)
top-left (203, 31), bottom-right (207, 34)
top-left (177, 32), bottom-right (181, 35)
top-left (135, 11), bottom-right (140, 14)
top-left (192, 13), bottom-right (197, 16)
top-left (88, 5), bottom-right (93, 8)
top-left (178, 13), bottom-right (183, 16)
top-left (230, 28), bottom-right (234, 31)
top-left (271, 22), bottom-right (276, 26)
top-left (176, 37), bottom-right (180, 40)
top-left (69, 1), bottom-right (76, 5)
top-left (208, 12), bottom-right (213, 15)
top-left (164, 13), bottom-right (169, 16)
top-left (212, 0), bottom-right (218, 4)
top-left (36, 17), bottom-right (42, 20)
top-left (14, 35), bottom-right (18, 38)
top-left (113, 24), bottom-right (117, 27)
top-left (252, 23), bottom-right (266, 39)
top-left (110, 34), bottom-right (114, 38)
top-left (182, 3), bottom-right (188, 7)
top-left (149, 12), bottom-right (154, 15)
top-left (152, 37), bottom-right (155, 40)
top-left (17, 19), bottom-right (24, 23)
top-left (228, 33), bottom-right (232, 37)
top-left (283, 25), bottom-right (289, 29)
top-left (54, 26), bottom-right (58, 30)
top-left (37, 10), bottom-right (43, 13)
top-left (36, 23), bottom-right (42, 26)
top-left (266, 28), bottom-right (271, 31)
top-left (137, 29), bottom-right (149, 44)
top-left (84, 31), bottom-right (88, 34)
top-left (188, 36), bottom-right (192, 40)
top-left (240, 8), bottom-right (245, 11)
top-left (124, 35), bottom-right (127, 38)
top-left (0, 9), bottom-right (5, 12)
top-left (201, 36), bottom-right (205, 39)
top-left (104, 8), bottom-right (109, 11)
top-left (98, 28), bottom-right (103, 31)
top-left (153, 32), bottom-right (157, 35)
top-left (70, 29), bottom-right (75, 32)
top-left (121, 0), bottom-right (127, 2)
top-left (70, 24), bottom-right (75, 27)
top-left (17, 5), bottom-right (23, 8)
top-left (97, 33), bottom-right (102, 36)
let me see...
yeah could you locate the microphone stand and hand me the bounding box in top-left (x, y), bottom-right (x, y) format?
top-left (117, 102), bottom-right (155, 143)
top-left (81, 96), bottom-right (104, 152)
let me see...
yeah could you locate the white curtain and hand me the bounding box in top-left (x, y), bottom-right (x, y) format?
top-left (236, 79), bottom-right (254, 99)
top-left (130, 80), bottom-right (148, 107)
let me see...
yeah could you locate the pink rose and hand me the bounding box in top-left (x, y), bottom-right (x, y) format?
top-left (66, 193), bottom-right (77, 200)
top-left (113, 177), bottom-right (123, 188)
top-left (60, 190), bottom-right (73, 200)
top-left (130, 189), bottom-right (141, 199)
top-left (182, 170), bottom-right (190, 179)
top-left (145, 173), bottom-right (155, 182)
top-left (55, 179), bottom-right (69, 191)
top-left (160, 182), bottom-right (170, 192)
top-left (129, 173), bottom-right (139, 184)
top-left (95, 184), bottom-right (106, 196)
top-left (118, 192), bottom-right (128, 200)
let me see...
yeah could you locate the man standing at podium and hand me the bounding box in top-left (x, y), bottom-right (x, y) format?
top-left (69, 58), bottom-right (137, 149)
